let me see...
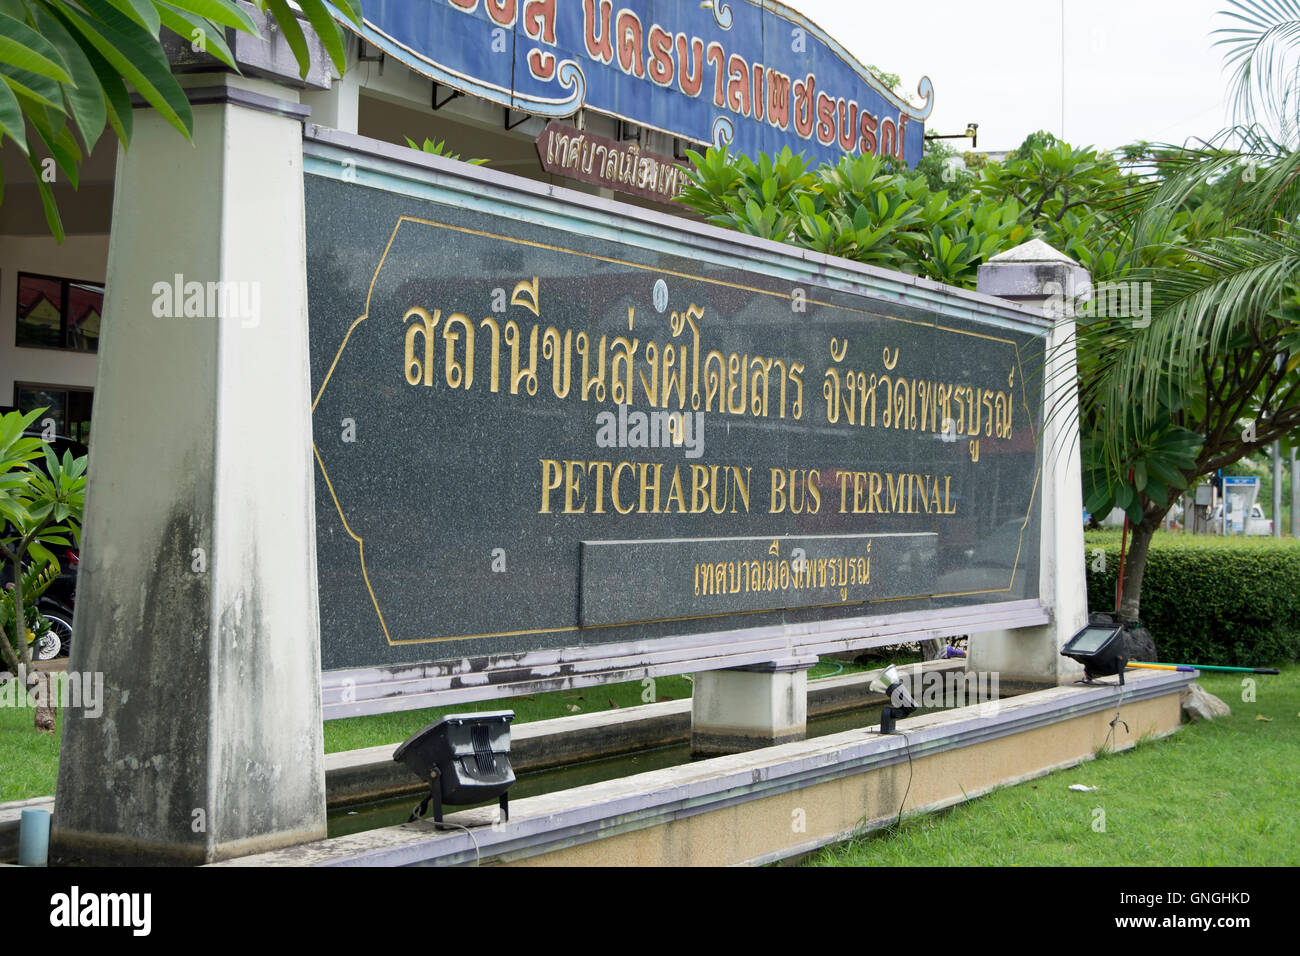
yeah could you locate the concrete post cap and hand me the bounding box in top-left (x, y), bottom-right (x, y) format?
top-left (977, 239), bottom-right (1092, 304)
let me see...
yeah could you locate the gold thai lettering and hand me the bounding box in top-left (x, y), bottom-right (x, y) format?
top-left (479, 315), bottom-right (502, 393)
top-left (442, 312), bottom-right (475, 389)
top-left (541, 326), bottom-right (572, 398)
top-left (610, 335), bottom-right (639, 404)
top-left (399, 283), bottom-right (1008, 464)
top-left (639, 340), bottom-right (661, 406)
top-left (577, 331), bottom-right (607, 402)
top-left (726, 352), bottom-right (748, 414)
top-left (403, 306), bottom-right (438, 386)
top-left (691, 547), bottom-right (871, 600)
top-left (750, 356), bottom-right (772, 417)
top-left (819, 345), bottom-right (1012, 442)
top-left (505, 320), bottom-right (539, 395)
top-left (511, 276), bottom-right (540, 316)
top-left (704, 349), bottom-right (725, 412)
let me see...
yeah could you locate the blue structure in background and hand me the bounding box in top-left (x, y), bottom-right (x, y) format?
top-left (336, 0), bottom-right (931, 166)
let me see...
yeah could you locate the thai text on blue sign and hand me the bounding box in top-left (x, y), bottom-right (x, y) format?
top-left (341, 0), bottom-right (932, 166)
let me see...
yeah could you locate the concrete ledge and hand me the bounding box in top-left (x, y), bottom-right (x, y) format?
top-left (1, 659), bottom-right (960, 858)
top-left (218, 670), bottom-right (1191, 866)
top-left (324, 659), bottom-right (962, 806)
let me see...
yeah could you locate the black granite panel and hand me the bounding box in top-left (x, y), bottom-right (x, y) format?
top-left (305, 173), bottom-right (1045, 670)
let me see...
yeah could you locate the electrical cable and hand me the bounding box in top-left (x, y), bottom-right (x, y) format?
top-left (408, 794), bottom-right (484, 867)
top-left (1103, 683), bottom-right (1129, 753)
top-left (431, 819), bottom-right (482, 868)
top-left (895, 729), bottom-right (914, 831)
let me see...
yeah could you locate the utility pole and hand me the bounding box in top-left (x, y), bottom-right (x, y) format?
top-left (1060, 0), bottom-right (1066, 140)
top-left (1274, 441), bottom-right (1283, 537)
top-left (1291, 446), bottom-right (1298, 538)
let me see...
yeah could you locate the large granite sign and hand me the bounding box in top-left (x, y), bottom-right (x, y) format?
top-left (305, 166), bottom-right (1044, 673)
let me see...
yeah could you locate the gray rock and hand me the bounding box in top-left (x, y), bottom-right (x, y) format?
top-left (1123, 625), bottom-right (1158, 666)
top-left (1087, 611), bottom-right (1160, 666)
top-left (1181, 682), bottom-right (1231, 723)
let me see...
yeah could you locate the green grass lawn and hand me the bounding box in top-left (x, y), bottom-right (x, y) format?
top-left (0, 694), bottom-right (61, 803)
top-left (803, 665), bottom-right (1300, 866)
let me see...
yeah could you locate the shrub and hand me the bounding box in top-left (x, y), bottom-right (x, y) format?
top-left (1084, 531), bottom-right (1300, 667)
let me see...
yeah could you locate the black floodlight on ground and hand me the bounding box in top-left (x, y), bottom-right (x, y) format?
top-left (870, 664), bottom-right (918, 734)
top-left (1061, 623), bottom-right (1128, 684)
top-left (393, 711), bottom-right (515, 825)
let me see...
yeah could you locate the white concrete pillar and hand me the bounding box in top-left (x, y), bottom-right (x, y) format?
top-left (969, 240), bottom-right (1089, 686)
top-left (52, 73), bottom-right (325, 863)
top-left (691, 656), bottom-right (817, 756)
top-left (301, 45), bottom-right (360, 133)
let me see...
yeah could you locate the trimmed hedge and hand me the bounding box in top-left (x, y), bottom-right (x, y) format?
top-left (1084, 531), bottom-right (1300, 667)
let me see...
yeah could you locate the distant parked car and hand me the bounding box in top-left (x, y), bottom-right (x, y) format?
top-left (1207, 503), bottom-right (1272, 536)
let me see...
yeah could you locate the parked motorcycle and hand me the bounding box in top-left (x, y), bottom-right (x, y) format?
top-left (36, 549), bottom-right (78, 659)
top-left (7, 549), bottom-right (77, 661)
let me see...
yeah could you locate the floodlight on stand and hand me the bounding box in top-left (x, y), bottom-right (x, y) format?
top-left (393, 711), bottom-right (515, 825)
top-left (869, 664), bottom-right (917, 734)
top-left (1061, 623), bottom-right (1127, 684)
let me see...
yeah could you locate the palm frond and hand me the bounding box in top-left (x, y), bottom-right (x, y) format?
top-left (1215, 0), bottom-right (1300, 143)
top-left (1082, 227), bottom-right (1300, 468)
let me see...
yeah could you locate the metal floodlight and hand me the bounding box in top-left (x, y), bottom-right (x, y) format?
top-left (870, 664), bottom-right (918, 734)
top-left (1061, 623), bottom-right (1128, 684)
top-left (393, 711), bottom-right (516, 825)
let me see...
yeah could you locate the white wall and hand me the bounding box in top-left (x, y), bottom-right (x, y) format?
top-left (0, 234), bottom-right (109, 401)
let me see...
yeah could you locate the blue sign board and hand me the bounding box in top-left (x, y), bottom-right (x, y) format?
top-left (336, 0), bottom-right (931, 166)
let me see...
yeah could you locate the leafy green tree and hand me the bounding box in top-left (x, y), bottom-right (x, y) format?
top-left (866, 64), bottom-right (903, 96)
top-left (1010, 129), bottom-right (1058, 161)
top-left (677, 145), bottom-right (821, 243)
top-left (0, 0), bottom-right (362, 240)
top-left (1077, 0), bottom-right (1300, 623)
top-left (0, 409), bottom-right (87, 711)
top-left (975, 137), bottom-right (1139, 273)
top-left (908, 138), bottom-right (978, 199)
top-left (677, 144), bottom-right (1030, 289)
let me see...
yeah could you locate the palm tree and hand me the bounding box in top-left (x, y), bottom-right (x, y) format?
top-left (0, 0), bottom-right (362, 240)
top-left (1078, 0), bottom-right (1300, 623)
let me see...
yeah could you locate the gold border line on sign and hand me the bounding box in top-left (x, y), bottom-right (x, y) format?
top-left (311, 213), bottom-right (1045, 646)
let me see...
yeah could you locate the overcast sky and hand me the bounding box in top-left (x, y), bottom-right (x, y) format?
top-left (786, 0), bottom-right (1235, 152)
